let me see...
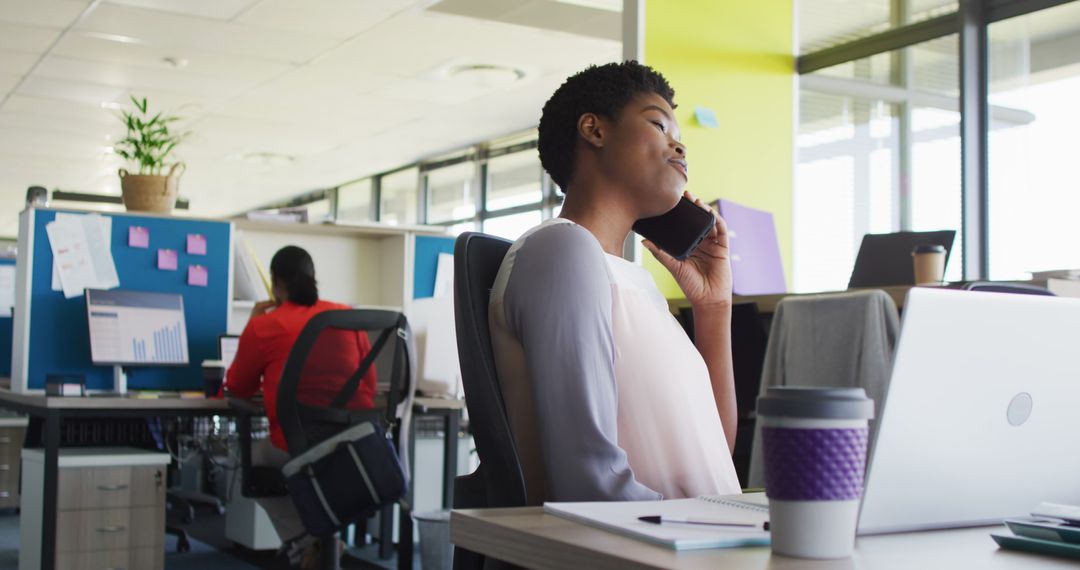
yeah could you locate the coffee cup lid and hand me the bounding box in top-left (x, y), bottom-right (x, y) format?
top-left (757, 387), bottom-right (874, 420)
top-left (912, 244), bottom-right (946, 254)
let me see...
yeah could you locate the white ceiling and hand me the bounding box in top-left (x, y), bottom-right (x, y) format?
top-left (0, 0), bottom-right (621, 237)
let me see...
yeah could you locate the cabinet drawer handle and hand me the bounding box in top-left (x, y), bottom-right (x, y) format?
top-left (96, 525), bottom-right (127, 533)
top-left (97, 484), bottom-right (129, 492)
top-left (0, 464), bottom-right (10, 471)
top-left (0, 437), bottom-right (11, 444)
top-left (0, 492), bottom-right (9, 498)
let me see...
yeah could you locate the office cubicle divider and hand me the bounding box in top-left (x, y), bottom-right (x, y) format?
top-left (0, 258), bottom-right (13, 377)
top-left (12, 207), bottom-right (233, 392)
top-left (413, 235), bottom-right (456, 300)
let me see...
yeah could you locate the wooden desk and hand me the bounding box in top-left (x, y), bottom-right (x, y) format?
top-left (451, 507), bottom-right (1070, 569)
top-left (0, 388), bottom-right (235, 570)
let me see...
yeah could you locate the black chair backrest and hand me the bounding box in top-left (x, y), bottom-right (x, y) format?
top-left (277, 309), bottom-right (409, 456)
top-left (453, 232), bottom-right (527, 508)
top-left (963, 282), bottom-right (1056, 296)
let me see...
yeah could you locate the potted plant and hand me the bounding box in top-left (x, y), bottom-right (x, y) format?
top-left (113, 95), bottom-right (187, 213)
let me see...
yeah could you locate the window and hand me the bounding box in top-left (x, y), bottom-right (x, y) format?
top-left (910, 105), bottom-right (963, 282)
top-left (380, 168), bottom-right (419, 226)
top-left (337, 178), bottom-right (373, 222)
top-left (987, 2), bottom-right (1080, 279)
top-left (483, 210), bottom-right (543, 241)
top-left (796, 92), bottom-right (899, 292)
top-left (486, 151), bottom-right (543, 211)
top-left (425, 161), bottom-right (478, 224)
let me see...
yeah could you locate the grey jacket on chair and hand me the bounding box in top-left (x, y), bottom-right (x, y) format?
top-left (747, 289), bottom-right (900, 489)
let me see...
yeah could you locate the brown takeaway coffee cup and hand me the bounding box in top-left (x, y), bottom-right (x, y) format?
top-left (912, 244), bottom-right (946, 284)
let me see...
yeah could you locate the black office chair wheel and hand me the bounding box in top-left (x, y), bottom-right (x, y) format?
top-left (177, 536), bottom-right (191, 553)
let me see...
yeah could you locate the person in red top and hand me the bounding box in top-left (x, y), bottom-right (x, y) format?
top-left (225, 245), bottom-right (376, 566)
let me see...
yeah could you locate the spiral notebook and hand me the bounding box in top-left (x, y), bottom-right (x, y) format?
top-left (543, 493), bottom-right (770, 550)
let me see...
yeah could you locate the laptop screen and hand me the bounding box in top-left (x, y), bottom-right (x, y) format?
top-left (219, 335), bottom-right (239, 371)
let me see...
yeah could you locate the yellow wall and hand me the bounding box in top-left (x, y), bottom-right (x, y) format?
top-left (643, 1), bottom-right (794, 299)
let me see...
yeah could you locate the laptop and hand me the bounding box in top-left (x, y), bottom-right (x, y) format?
top-left (715, 199), bottom-right (787, 295)
top-left (848, 230), bottom-right (955, 288)
top-left (857, 287), bottom-right (1080, 534)
top-left (218, 334), bottom-right (239, 371)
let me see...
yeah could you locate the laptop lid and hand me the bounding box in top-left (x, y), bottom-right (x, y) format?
top-left (715, 199), bottom-right (787, 295)
top-left (858, 288), bottom-right (1080, 534)
top-left (848, 230), bottom-right (955, 288)
top-left (218, 334), bottom-right (239, 371)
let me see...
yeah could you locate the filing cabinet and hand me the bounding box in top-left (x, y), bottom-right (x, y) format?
top-left (20, 447), bottom-right (170, 570)
top-left (0, 418), bottom-right (28, 510)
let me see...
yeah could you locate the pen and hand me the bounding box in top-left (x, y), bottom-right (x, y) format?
top-left (638, 516), bottom-right (770, 530)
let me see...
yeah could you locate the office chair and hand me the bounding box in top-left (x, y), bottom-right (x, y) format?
top-left (747, 290), bottom-right (900, 489)
top-left (233, 309), bottom-right (413, 570)
top-left (962, 281), bottom-right (1055, 296)
top-left (452, 233), bottom-right (528, 570)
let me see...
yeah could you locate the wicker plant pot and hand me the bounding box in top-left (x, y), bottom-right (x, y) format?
top-left (119, 163), bottom-right (184, 214)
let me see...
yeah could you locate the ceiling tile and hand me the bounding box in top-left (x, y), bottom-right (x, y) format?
top-left (0, 108), bottom-right (122, 140)
top-left (0, 0), bottom-right (90, 29)
top-left (0, 50), bottom-right (38, 74)
top-left (16, 75), bottom-right (129, 105)
top-left (236, 0), bottom-right (410, 38)
top-left (0, 21), bottom-right (61, 53)
top-left (76, 3), bottom-right (343, 64)
top-left (104, 0), bottom-right (258, 21)
top-left (34, 55), bottom-right (259, 98)
top-left (0, 72), bottom-right (20, 93)
top-left (54, 32), bottom-right (294, 82)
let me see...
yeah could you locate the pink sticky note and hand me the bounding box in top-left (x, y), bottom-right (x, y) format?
top-left (128, 226), bottom-right (149, 248)
top-left (187, 233), bottom-right (207, 255)
top-left (188, 264), bottom-right (208, 287)
top-left (157, 249), bottom-right (178, 271)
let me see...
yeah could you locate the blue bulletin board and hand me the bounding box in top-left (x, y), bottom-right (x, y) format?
top-left (413, 235), bottom-right (456, 300)
top-left (0, 258), bottom-right (13, 378)
top-left (23, 208), bottom-right (232, 391)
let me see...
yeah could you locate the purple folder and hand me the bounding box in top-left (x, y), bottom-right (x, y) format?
top-left (715, 199), bottom-right (787, 295)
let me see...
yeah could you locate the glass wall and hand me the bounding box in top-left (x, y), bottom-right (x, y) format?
top-left (337, 178), bottom-right (373, 222)
top-left (796, 92), bottom-right (899, 292)
top-left (425, 160), bottom-right (478, 225)
top-left (987, 2), bottom-right (1080, 279)
top-left (380, 167), bottom-right (420, 226)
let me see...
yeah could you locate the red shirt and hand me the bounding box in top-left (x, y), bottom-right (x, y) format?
top-left (225, 300), bottom-right (377, 451)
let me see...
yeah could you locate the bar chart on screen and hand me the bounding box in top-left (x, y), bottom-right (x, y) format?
top-left (87, 289), bottom-right (189, 365)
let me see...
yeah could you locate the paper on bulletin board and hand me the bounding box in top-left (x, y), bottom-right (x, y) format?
top-left (46, 214), bottom-right (119, 299)
top-left (51, 213), bottom-right (113, 292)
top-left (433, 253), bottom-right (454, 298)
top-left (0, 265), bottom-right (14, 317)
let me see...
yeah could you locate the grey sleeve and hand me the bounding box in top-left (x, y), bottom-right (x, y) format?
top-left (503, 223), bottom-right (662, 502)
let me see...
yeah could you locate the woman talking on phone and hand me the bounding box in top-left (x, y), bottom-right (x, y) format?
top-left (224, 245), bottom-right (377, 567)
top-left (488, 61), bottom-right (741, 504)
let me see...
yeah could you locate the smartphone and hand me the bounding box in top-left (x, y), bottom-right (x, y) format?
top-left (632, 196), bottom-right (716, 260)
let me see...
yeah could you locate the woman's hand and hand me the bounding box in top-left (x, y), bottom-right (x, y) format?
top-left (250, 300), bottom-right (277, 318)
top-left (641, 191), bottom-right (733, 310)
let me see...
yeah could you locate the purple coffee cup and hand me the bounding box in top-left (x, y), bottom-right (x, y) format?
top-left (758, 387), bottom-right (874, 559)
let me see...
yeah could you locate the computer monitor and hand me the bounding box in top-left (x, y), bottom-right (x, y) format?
top-left (86, 289), bottom-right (189, 365)
top-left (858, 288), bottom-right (1080, 534)
top-left (848, 230), bottom-right (955, 288)
top-left (218, 334), bottom-right (239, 371)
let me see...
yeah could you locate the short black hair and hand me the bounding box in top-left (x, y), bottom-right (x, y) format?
top-left (538, 61), bottom-right (676, 191)
top-left (271, 245), bottom-right (318, 306)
